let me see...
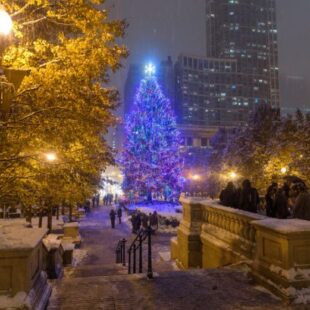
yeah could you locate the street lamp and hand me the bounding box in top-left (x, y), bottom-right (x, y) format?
top-left (280, 167), bottom-right (287, 175)
top-left (0, 10), bottom-right (13, 36)
top-left (45, 152), bottom-right (57, 162)
top-left (229, 171), bottom-right (238, 180)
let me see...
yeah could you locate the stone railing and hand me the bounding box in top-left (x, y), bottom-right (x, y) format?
top-left (201, 203), bottom-right (266, 267)
top-left (171, 197), bottom-right (310, 303)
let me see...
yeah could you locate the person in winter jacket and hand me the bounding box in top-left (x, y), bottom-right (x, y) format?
top-left (238, 179), bottom-right (260, 213)
top-left (265, 182), bottom-right (278, 217)
top-left (292, 183), bottom-right (310, 221)
top-left (109, 209), bottom-right (116, 228)
top-left (117, 207), bottom-right (122, 224)
top-left (220, 182), bottom-right (238, 208)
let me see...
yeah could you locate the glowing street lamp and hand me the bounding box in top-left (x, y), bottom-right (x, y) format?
top-left (45, 152), bottom-right (57, 162)
top-left (229, 171), bottom-right (238, 180)
top-left (0, 10), bottom-right (13, 36)
top-left (280, 167), bottom-right (287, 175)
top-left (144, 63), bottom-right (156, 76)
top-left (191, 174), bottom-right (201, 181)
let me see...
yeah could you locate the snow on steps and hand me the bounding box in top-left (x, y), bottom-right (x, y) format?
top-left (47, 269), bottom-right (288, 310)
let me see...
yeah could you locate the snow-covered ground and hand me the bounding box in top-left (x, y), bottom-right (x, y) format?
top-left (126, 201), bottom-right (183, 232)
top-left (127, 202), bottom-right (182, 220)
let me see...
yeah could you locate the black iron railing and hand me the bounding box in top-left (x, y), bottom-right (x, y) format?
top-left (115, 227), bottom-right (153, 279)
top-left (115, 238), bottom-right (126, 266)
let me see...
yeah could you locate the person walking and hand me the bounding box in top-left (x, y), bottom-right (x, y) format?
top-left (150, 211), bottom-right (159, 234)
top-left (117, 207), bottom-right (122, 224)
top-left (141, 213), bottom-right (149, 231)
top-left (130, 213), bottom-right (136, 233)
top-left (96, 194), bottom-right (100, 208)
top-left (136, 211), bottom-right (142, 232)
top-left (238, 179), bottom-right (260, 213)
top-left (109, 209), bottom-right (116, 229)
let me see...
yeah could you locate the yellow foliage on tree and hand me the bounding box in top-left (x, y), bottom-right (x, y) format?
top-left (0, 1), bottom-right (128, 218)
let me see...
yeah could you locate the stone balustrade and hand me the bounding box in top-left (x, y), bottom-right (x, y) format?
top-left (201, 203), bottom-right (266, 267)
top-left (171, 197), bottom-right (310, 303)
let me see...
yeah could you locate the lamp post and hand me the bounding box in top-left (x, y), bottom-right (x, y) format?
top-left (43, 152), bottom-right (58, 231)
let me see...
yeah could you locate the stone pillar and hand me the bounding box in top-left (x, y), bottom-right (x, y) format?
top-left (252, 219), bottom-right (310, 303)
top-left (0, 224), bottom-right (51, 309)
top-left (171, 197), bottom-right (204, 268)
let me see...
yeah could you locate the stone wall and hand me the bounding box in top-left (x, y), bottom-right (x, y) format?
top-left (171, 197), bottom-right (310, 303)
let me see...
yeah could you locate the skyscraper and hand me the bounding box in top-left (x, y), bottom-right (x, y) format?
top-left (206, 0), bottom-right (280, 108)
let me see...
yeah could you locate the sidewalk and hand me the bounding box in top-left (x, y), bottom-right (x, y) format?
top-left (48, 206), bottom-right (291, 310)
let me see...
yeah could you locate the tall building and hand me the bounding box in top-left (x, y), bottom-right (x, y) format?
top-left (206, 0), bottom-right (280, 108)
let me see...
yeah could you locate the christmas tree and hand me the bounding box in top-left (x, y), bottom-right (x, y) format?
top-left (121, 64), bottom-right (183, 200)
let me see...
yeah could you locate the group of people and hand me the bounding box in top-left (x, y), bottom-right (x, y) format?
top-left (220, 179), bottom-right (260, 213)
top-left (91, 194), bottom-right (100, 208)
top-left (130, 210), bottom-right (159, 234)
top-left (103, 194), bottom-right (117, 206)
top-left (265, 180), bottom-right (310, 220)
top-left (220, 178), bottom-right (310, 220)
top-left (109, 207), bottom-right (122, 228)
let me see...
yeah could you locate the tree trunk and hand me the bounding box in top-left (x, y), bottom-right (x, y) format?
top-left (39, 210), bottom-right (43, 228)
top-left (61, 203), bottom-right (65, 215)
top-left (56, 205), bottom-right (59, 220)
top-left (47, 206), bottom-right (52, 232)
top-left (69, 205), bottom-right (72, 222)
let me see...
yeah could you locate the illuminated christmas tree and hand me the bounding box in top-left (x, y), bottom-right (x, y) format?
top-left (121, 64), bottom-right (183, 200)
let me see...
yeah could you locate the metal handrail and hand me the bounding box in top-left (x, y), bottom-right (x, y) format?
top-left (127, 226), bottom-right (153, 279)
top-left (115, 238), bottom-right (126, 266)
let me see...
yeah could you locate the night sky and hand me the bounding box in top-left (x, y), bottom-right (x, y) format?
top-left (105, 0), bottom-right (310, 112)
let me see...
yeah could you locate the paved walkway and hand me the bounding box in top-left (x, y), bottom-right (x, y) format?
top-left (48, 207), bottom-right (293, 310)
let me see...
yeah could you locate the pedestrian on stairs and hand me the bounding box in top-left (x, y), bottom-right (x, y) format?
top-left (109, 209), bottom-right (116, 229)
top-left (117, 207), bottom-right (122, 224)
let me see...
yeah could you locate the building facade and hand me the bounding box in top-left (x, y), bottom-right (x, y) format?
top-left (206, 0), bottom-right (280, 108)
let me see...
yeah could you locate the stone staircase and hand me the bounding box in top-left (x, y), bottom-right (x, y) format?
top-left (47, 268), bottom-right (290, 310)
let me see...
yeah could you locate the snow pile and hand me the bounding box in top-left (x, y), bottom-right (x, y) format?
top-left (42, 234), bottom-right (62, 251)
top-left (0, 221), bottom-right (47, 250)
top-left (127, 202), bottom-right (182, 219)
top-left (285, 287), bottom-right (310, 305)
top-left (72, 249), bottom-right (88, 267)
top-left (270, 265), bottom-right (310, 281)
top-left (0, 291), bottom-right (31, 309)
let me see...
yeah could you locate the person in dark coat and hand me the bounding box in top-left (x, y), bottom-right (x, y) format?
top-left (130, 213), bottom-right (137, 233)
top-left (292, 183), bottom-right (310, 221)
top-left (150, 211), bottom-right (159, 234)
top-left (117, 207), bottom-right (122, 224)
top-left (109, 209), bottom-right (116, 228)
top-left (220, 182), bottom-right (237, 207)
top-left (265, 182), bottom-right (278, 217)
top-left (238, 179), bottom-right (260, 213)
top-left (135, 211), bottom-right (142, 232)
top-left (274, 182), bottom-right (290, 219)
top-left (142, 213), bottom-right (149, 230)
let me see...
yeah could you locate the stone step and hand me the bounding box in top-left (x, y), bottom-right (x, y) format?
top-left (64, 263), bottom-right (128, 278)
top-left (48, 269), bottom-right (288, 310)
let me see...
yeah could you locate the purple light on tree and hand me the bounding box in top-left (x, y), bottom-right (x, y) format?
top-left (120, 64), bottom-right (183, 199)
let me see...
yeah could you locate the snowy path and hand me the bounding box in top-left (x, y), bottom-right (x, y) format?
top-left (47, 206), bottom-right (291, 310)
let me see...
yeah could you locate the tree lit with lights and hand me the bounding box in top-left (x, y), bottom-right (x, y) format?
top-left (121, 64), bottom-right (183, 199)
